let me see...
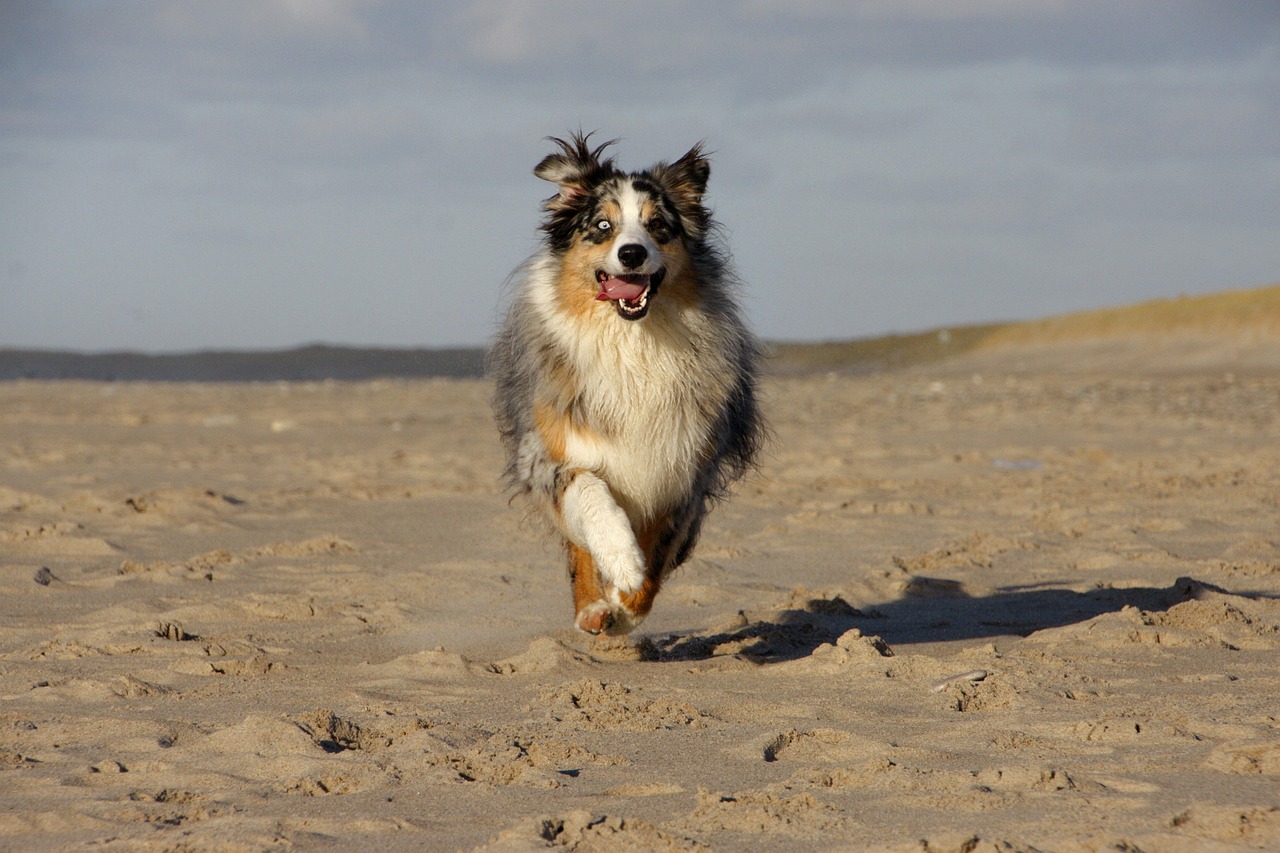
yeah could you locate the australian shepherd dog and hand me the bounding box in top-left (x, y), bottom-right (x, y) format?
top-left (489, 132), bottom-right (764, 636)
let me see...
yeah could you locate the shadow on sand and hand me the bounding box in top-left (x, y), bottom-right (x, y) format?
top-left (649, 576), bottom-right (1255, 664)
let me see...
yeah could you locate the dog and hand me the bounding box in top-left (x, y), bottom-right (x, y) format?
top-left (489, 132), bottom-right (764, 635)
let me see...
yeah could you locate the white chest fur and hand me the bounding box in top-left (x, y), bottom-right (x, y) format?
top-left (558, 312), bottom-right (729, 523)
top-left (565, 366), bottom-right (710, 522)
top-left (524, 256), bottom-right (736, 523)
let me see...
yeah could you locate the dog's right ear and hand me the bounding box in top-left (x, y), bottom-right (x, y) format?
top-left (535, 132), bottom-right (617, 211)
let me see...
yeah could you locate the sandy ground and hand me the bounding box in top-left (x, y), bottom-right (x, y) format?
top-left (3, 343), bottom-right (1279, 852)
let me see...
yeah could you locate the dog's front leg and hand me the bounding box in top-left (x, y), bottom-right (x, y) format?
top-left (560, 472), bottom-right (645, 594)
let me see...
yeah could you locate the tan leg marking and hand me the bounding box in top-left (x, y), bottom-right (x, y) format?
top-left (569, 542), bottom-right (613, 634)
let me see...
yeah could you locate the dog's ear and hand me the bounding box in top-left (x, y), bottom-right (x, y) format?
top-left (654, 143), bottom-right (712, 237)
top-left (662, 143), bottom-right (711, 206)
top-left (535, 132), bottom-right (617, 211)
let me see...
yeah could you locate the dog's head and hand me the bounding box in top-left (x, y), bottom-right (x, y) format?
top-left (534, 133), bottom-right (711, 321)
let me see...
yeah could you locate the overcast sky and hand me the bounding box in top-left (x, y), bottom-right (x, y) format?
top-left (2, 1), bottom-right (1278, 352)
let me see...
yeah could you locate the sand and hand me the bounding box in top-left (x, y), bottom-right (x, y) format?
top-left (3, 340), bottom-right (1279, 852)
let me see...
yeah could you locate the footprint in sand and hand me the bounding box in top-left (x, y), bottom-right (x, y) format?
top-left (476, 809), bottom-right (707, 852)
top-left (539, 680), bottom-right (709, 732)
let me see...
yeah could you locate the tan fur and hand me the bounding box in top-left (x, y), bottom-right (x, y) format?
top-left (533, 402), bottom-right (568, 464)
top-left (555, 245), bottom-right (604, 322)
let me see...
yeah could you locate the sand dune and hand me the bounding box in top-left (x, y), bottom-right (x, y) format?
top-left (3, 302), bottom-right (1279, 850)
top-left (769, 282), bottom-right (1280, 376)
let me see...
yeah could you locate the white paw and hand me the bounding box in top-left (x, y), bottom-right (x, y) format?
top-left (575, 600), bottom-right (613, 634)
top-left (604, 590), bottom-right (647, 635)
top-left (561, 473), bottom-right (645, 593)
top-left (575, 598), bottom-right (647, 636)
top-left (595, 537), bottom-right (646, 594)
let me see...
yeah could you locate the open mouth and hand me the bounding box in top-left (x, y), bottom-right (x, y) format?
top-left (595, 269), bottom-right (665, 320)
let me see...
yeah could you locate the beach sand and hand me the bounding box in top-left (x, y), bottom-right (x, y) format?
top-left (3, 337), bottom-right (1279, 851)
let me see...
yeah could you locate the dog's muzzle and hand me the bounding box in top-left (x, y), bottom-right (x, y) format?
top-left (595, 269), bottom-right (665, 320)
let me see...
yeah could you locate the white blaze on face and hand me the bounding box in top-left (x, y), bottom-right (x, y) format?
top-left (608, 182), bottom-right (661, 275)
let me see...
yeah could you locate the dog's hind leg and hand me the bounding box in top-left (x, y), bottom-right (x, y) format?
top-left (568, 543), bottom-right (615, 633)
top-left (610, 510), bottom-right (701, 633)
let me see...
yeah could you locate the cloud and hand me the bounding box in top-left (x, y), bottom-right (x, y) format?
top-left (850, 0), bottom-right (1071, 22)
top-left (152, 0), bottom-right (373, 43)
top-left (456, 1), bottom-right (609, 65)
top-left (1, 0), bottom-right (1277, 350)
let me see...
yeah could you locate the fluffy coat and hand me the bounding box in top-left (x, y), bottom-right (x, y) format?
top-left (489, 133), bottom-right (763, 635)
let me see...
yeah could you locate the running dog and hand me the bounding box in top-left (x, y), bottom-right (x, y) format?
top-left (489, 132), bottom-right (763, 635)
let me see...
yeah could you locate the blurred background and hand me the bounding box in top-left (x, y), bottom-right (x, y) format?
top-left (2, 0), bottom-right (1278, 353)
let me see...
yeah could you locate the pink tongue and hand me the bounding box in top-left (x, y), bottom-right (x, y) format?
top-left (596, 276), bottom-right (648, 302)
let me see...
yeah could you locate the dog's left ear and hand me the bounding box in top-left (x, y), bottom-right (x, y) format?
top-left (657, 144), bottom-right (711, 207)
top-left (654, 144), bottom-right (711, 237)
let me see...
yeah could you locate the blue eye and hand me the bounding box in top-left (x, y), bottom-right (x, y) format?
top-left (595, 219), bottom-right (612, 231)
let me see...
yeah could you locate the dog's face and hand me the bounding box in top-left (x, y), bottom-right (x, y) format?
top-left (535, 134), bottom-right (711, 322)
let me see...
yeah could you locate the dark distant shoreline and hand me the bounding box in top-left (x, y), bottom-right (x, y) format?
top-left (0, 345), bottom-right (488, 382)
top-left (0, 333), bottom-right (966, 382)
top-left (7, 281), bottom-right (1277, 381)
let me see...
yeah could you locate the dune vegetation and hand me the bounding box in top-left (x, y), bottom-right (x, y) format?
top-left (767, 282), bottom-right (1280, 374)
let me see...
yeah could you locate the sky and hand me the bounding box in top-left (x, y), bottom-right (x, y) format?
top-left (2, 1), bottom-right (1278, 353)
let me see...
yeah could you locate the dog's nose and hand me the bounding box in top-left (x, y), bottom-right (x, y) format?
top-left (617, 244), bottom-right (648, 270)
